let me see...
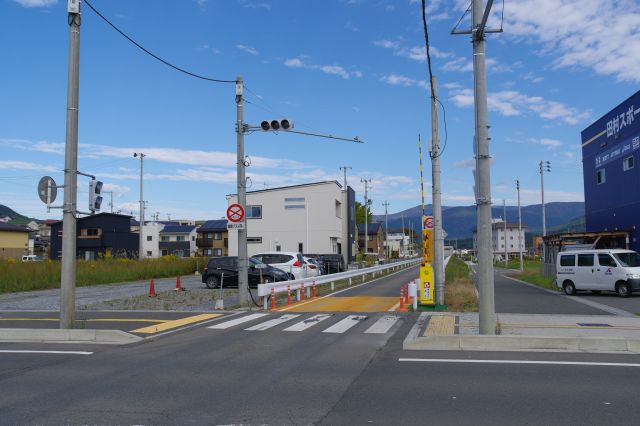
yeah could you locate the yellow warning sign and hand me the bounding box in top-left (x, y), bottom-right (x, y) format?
top-left (422, 229), bottom-right (434, 264)
top-left (419, 264), bottom-right (434, 305)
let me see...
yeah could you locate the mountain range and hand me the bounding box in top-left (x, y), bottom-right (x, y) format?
top-left (372, 202), bottom-right (585, 240)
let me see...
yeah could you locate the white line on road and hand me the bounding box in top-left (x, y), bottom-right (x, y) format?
top-left (208, 313), bottom-right (268, 329)
top-left (365, 315), bottom-right (399, 334)
top-left (398, 358), bottom-right (640, 367)
top-left (322, 315), bottom-right (368, 334)
top-left (245, 314), bottom-right (300, 331)
top-left (283, 314), bottom-right (333, 332)
top-left (0, 350), bottom-right (93, 355)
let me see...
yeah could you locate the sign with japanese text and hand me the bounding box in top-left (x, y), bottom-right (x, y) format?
top-left (422, 229), bottom-right (434, 264)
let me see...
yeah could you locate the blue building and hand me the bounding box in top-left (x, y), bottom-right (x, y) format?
top-left (582, 90), bottom-right (640, 250)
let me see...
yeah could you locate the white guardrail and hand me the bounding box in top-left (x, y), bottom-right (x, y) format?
top-left (257, 258), bottom-right (421, 303)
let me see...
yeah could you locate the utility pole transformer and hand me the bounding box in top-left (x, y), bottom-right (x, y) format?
top-left (60, 0), bottom-right (81, 329)
top-left (517, 179), bottom-right (523, 272)
top-left (430, 76), bottom-right (445, 306)
top-left (236, 76), bottom-right (249, 308)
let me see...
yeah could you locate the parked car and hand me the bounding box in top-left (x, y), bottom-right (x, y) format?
top-left (21, 255), bottom-right (43, 262)
top-left (304, 256), bottom-right (322, 277)
top-left (202, 256), bottom-right (289, 289)
top-left (320, 254), bottom-right (345, 274)
top-left (556, 249), bottom-right (640, 297)
top-left (252, 252), bottom-right (310, 280)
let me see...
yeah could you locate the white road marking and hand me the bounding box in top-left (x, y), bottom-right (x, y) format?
top-left (365, 315), bottom-right (399, 334)
top-left (283, 314), bottom-right (333, 332)
top-left (208, 313), bottom-right (268, 329)
top-left (244, 314), bottom-right (300, 331)
top-left (398, 358), bottom-right (640, 367)
top-left (322, 315), bottom-right (368, 334)
top-left (0, 350), bottom-right (93, 355)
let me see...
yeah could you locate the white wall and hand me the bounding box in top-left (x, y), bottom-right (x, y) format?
top-left (142, 223), bottom-right (164, 258)
top-left (228, 182), bottom-right (348, 258)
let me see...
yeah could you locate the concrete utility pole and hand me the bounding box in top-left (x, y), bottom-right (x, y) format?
top-left (60, 0), bottom-right (81, 329)
top-left (452, 0), bottom-right (498, 334)
top-left (134, 152), bottom-right (145, 259)
top-left (382, 201), bottom-right (390, 260)
top-left (361, 178), bottom-right (371, 256)
top-left (339, 166), bottom-right (352, 189)
top-left (517, 179), bottom-right (523, 272)
top-left (503, 199), bottom-right (508, 267)
top-left (401, 214), bottom-right (405, 257)
top-left (539, 160), bottom-right (550, 263)
top-left (430, 76), bottom-right (445, 306)
top-left (236, 76), bottom-right (249, 308)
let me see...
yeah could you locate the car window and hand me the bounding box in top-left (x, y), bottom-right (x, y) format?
top-left (613, 252), bottom-right (640, 267)
top-left (560, 255), bottom-right (575, 267)
top-left (577, 254), bottom-right (594, 267)
top-left (598, 254), bottom-right (617, 267)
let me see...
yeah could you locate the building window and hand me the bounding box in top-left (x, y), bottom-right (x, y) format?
top-left (247, 205), bottom-right (262, 219)
top-left (176, 235), bottom-right (186, 242)
top-left (203, 233), bottom-right (212, 240)
top-left (335, 200), bottom-right (342, 218)
top-left (192, 236), bottom-right (195, 241)
top-left (146, 251), bottom-right (152, 256)
top-left (204, 248), bottom-right (212, 256)
top-left (214, 232), bottom-right (222, 240)
top-left (147, 236), bottom-right (152, 241)
top-left (247, 237), bottom-right (262, 244)
top-left (80, 228), bottom-right (100, 237)
top-left (624, 156), bottom-right (634, 171)
top-left (596, 169), bottom-right (606, 184)
top-left (298, 242), bottom-right (304, 253)
top-left (161, 236), bottom-right (169, 242)
top-left (161, 249), bottom-right (169, 256)
top-left (285, 197), bottom-right (305, 202)
top-left (213, 248), bottom-right (222, 256)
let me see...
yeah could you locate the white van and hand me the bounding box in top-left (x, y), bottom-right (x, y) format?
top-left (21, 255), bottom-right (43, 262)
top-left (556, 249), bottom-right (640, 297)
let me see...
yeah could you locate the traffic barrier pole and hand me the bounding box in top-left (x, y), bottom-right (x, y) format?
top-left (404, 284), bottom-right (409, 304)
top-left (312, 281), bottom-right (317, 298)
top-left (270, 287), bottom-right (276, 311)
top-left (287, 285), bottom-right (291, 306)
top-left (148, 279), bottom-right (156, 298)
top-left (399, 288), bottom-right (405, 311)
top-left (300, 283), bottom-right (305, 301)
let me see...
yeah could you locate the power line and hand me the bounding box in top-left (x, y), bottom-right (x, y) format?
top-left (421, 0), bottom-right (436, 97)
top-left (83, 0), bottom-right (235, 84)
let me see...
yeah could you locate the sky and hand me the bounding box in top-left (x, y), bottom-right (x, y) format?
top-left (1, 0), bottom-right (639, 221)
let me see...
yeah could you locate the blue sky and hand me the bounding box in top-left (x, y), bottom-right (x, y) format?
top-left (1, 0), bottom-right (639, 221)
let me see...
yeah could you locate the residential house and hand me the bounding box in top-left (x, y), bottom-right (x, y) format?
top-left (159, 225), bottom-right (197, 257)
top-left (357, 222), bottom-right (385, 258)
top-left (50, 213), bottom-right (138, 259)
top-left (196, 220), bottom-right (228, 257)
top-left (0, 222), bottom-right (30, 259)
top-left (473, 219), bottom-right (528, 259)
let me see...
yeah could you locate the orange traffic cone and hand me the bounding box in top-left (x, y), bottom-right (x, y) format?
top-left (404, 284), bottom-right (409, 304)
top-left (300, 283), bottom-right (305, 301)
top-left (175, 275), bottom-right (184, 291)
top-left (270, 287), bottom-right (276, 311)
top-left (287, 285), bottom-right (291, 306)
top-left (399, 288), bottom-right (405, 311)
top-left (148, 279), bottom-right (156, 298)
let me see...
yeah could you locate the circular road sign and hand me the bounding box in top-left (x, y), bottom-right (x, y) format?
top-left (227, 204), bottom-right (245, 223)
top-left (424, 216), bottom-right (434, 230)
top-left (37, 176), bottom-right (57, 204)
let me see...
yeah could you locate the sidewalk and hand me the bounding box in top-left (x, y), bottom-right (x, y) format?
top-left (404, 312), bottom-right (640, 354)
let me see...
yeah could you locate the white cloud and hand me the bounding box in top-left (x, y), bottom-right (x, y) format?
top-left (372, 39), bottom-right (453, 62)
top-left (529, 138), bottom-right (562, 149)
top-left (236, 44), bottom-right (259, 56)
top-left (380, 73), bottom-right (428, 90)
top-left (522, 72), bottom-right (544, 83)
top-left (345, 21), bottom-right (359, 32)
top-left (195, 0), bottom-right (208, 10)
top-left (283, 57), bottom-right (362, 79)
top-left (503, 0), bottom-right (640, 83)
top-left (0, 160), bottom-right (58, 172)
top-left (453, 158), bottom-right (475, 169)
top-left (238, 0), bottom-right (271, 10)
top-left (12, 0), bottom-right (56, 7)
top-left (520, 188), bottom-right (584, 204)
top-left (447, 88), bottom-right (591, 125)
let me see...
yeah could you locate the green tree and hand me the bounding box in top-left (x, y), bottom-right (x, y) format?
top-left (355, 201), bottom-right (372, 224)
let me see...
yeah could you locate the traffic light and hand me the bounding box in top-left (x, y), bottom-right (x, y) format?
top-left (89, 179), bottom-right (103, 212)
top-left (260, 119), bottom-right (293, 131)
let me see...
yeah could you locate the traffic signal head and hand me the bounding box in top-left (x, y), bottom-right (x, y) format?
top-left (260, 119), bottom-right (293, 131)
top-left (89, 179), bottom-right (103, 212)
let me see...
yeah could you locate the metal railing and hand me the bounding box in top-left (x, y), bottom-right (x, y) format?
top-left (257, 258), bottom-right (420, 307)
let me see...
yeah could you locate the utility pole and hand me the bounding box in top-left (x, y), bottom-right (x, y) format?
top-left (236, 76), bottom-right (249, 308)
top-left (516, 179), bottom-right (523, 272)
top-left (134, 152), bottom-right (145, 260)
top-left (503, 199), bottom-right (507, 267)
top-left (382, 201), bottom-right (390, 260)
top-left (103, 191), bottom-right (113, 213)
top-left (339, 166), bottom-right (352, 189)
top-left (60, 0), bottom-right (81, 329)
top-left (361, 178), bottom-right (371, 256)
top-left (539, 160), bottom-right (551, 264)
top-left (401, 214), bottom-right (405, 257)
top-left (430, 76), bottom-right (444, 306)
top-left (452, 0), bottom-right (499, 334)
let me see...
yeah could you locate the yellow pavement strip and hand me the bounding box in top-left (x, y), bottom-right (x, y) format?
top-left (0, 317), bottom-right (167, 323)
top-left (131, 314), bottom-right (222, 334)
top-left (423, 316), bottom-right (455, 336)
top-left (459, 323), bottom-right (640, 330)
top-left (283, 296), bottom-right (398, 313)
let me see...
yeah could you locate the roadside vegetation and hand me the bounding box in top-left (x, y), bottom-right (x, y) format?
top-left (0, 256), bottom-right (207, 293)
top-left (444, 256), bottom-right (477, 311)
top-left (496, 257), bottom-right (557, 291)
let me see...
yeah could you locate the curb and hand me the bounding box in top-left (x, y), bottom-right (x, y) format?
top-left (0, 328), bottom-right (143, 345)
top-left (403, 334), bottom-right (640, 354)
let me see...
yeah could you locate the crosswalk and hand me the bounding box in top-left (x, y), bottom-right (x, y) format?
top-left (207, 312), bottom-right (401, 336)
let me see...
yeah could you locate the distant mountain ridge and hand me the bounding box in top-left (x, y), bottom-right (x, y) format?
top-left (0, 205), bottom-right (40, 225)
top-left (373, 202), bottom-right (585, 239)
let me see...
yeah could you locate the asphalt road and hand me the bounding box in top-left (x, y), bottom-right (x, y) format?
top-left (336, 265), bottom-right (419, 297)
